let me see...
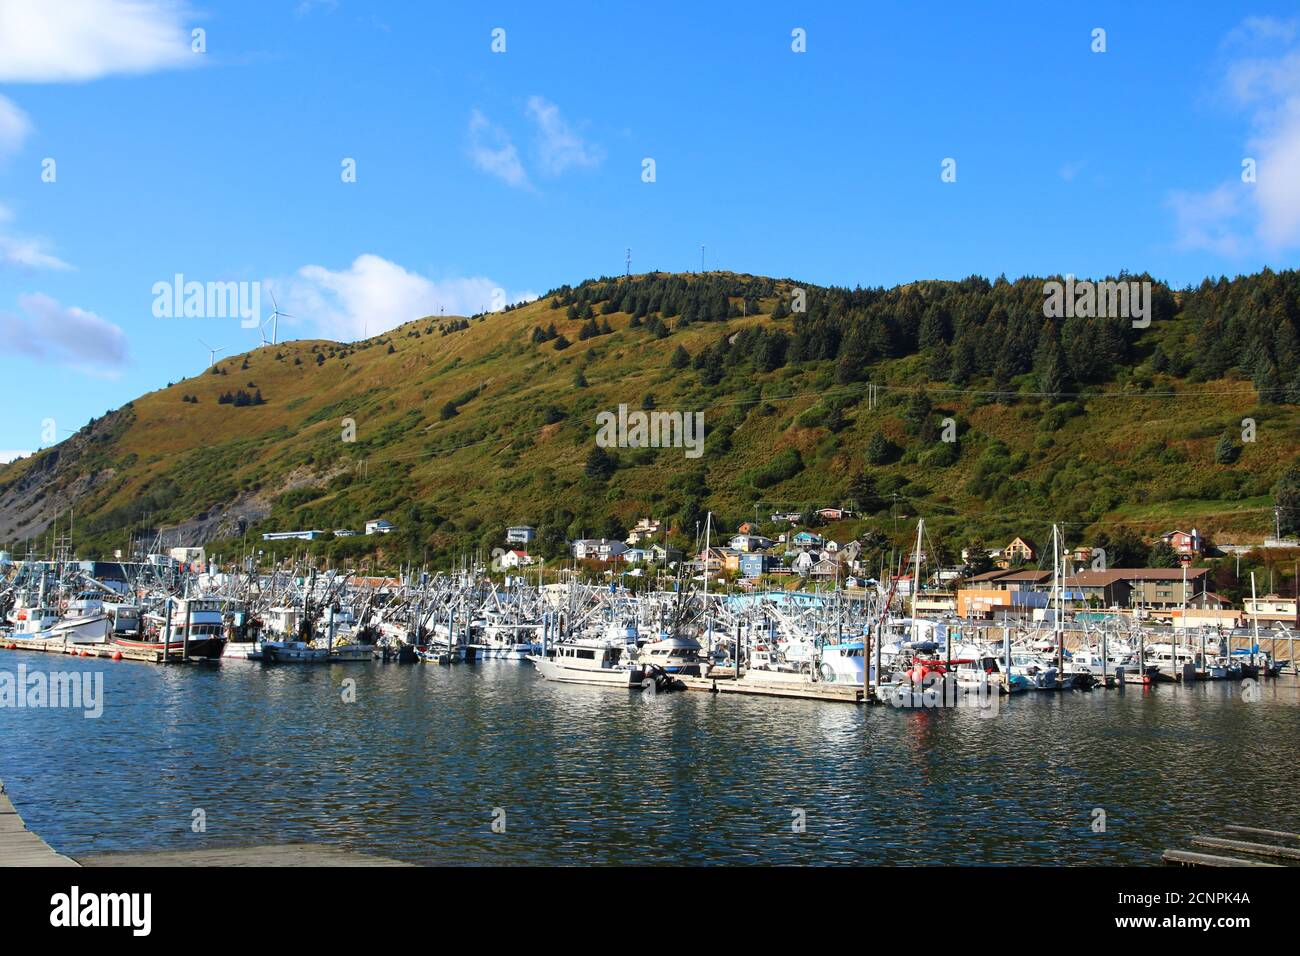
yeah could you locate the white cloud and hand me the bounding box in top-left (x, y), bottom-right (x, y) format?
top-left (0, 292), bottom-right (129, 376)
top-left (0, 95), bottom-right (31, 158)
top-left (295, 0), bottom-right (338, 16)
top-left (1224, 16), bottom-right (1298, 48)
top-left (468, 97), bottom-right (603, 187)
top-left (526, 95), bottom-right (604, 175)
top-left (0, 450), bottom-right (33, 465)
top-left (1058, 160), bottom-right (1086, 182)
top-left (1171, 18), bottom-right (1300, 253)
top-left (1167, 184), bottom-right (1247, 256)
top-left (0, 0), bottom-right (197, 83)
top-left (277, 253), bottom-right (537, 341)
top-left (468, 109), bottom-right (530, 189)
top-left (0, 235), bottom-right (73, 271)
top-left (0, 203), bottom-right (73, 271)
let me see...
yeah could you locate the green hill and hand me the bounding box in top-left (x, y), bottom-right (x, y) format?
top-left (2, 269), bottom-right (1298, 570)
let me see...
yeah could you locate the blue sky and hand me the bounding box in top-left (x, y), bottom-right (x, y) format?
top-left (1, 1), bottom-right (1298, 457)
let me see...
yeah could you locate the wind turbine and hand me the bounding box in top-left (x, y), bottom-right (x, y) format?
top-left (261, 290), bottom-right (294, 346)
top-left (199, 338), bottom-right (226, 368)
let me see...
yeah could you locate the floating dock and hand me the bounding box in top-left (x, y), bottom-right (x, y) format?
top-left (1, 638), bottom-right (205, 665)
top-left (1162, 824), bottom-right (1299, 867)
top-left (0, 779), bottom-right (78, 866)
top-left (1, 777), bottom-right (408, 868)
top-left (681, 673), bottom-right (867, 704)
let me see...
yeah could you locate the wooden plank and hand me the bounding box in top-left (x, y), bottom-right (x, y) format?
top-left (0, 779), bottom-right (80, 867)
top-left (1224, 824), bottom-right (1300, 844)
top-left (679, 674), bottom-right (863, 703)
top-left (1163, 849), bottom-right (1279, 868)
top-left (1190, 835), bottom-right (1300, 861)
top-left (78, 845), bottom-right (412, 867)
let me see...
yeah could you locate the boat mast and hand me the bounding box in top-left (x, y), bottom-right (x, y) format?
top-left (910, 518), bottom-right (923, 643)
top-left (703, 511), bottom-right (712, 657)
top-left (1053, 523), bottom-right (1064, 672)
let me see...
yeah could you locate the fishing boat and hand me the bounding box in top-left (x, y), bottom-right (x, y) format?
top-left (477, 621), bottom-right (542, 661)
top-left (528, 637), bottom-right (650, 688)
top-left (953, 655), bottom-right (1030, 694)
top-left (1144, 643), bottom-right (1200, 681)
top-left (260, 640), bottom-right (330, 663)
top-left (1008, 650), bottom-right (1059, 690)
top-left (115, 597), bottom-right (227, 659)
top-left (5, 592), bottom-right (59, 638)
top-left (634, 633), bottom-right (702, 675)
top-left (816, 640), bottom-right (869, 684)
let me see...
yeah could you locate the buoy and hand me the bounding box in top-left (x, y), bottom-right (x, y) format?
top-left (112, 651), bottom-right (123, 661)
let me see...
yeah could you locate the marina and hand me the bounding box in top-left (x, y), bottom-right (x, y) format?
top-left (1, 526), bottom-right (1297, 866)
top-left (3, 649), bottom-right (1299, 866)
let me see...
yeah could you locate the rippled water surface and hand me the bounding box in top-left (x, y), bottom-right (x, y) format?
top-left (3, 651), bottom-right (1299, 864)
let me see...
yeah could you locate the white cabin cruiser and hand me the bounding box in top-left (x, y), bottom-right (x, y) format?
top-left (528, 638), bottom-right (650, 689)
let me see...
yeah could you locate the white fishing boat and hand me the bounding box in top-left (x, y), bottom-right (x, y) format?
top-left (478, 621), bottom-right (542, 660)
top-left (953, 654), bottom-right (1030, 694)
top-left (816, 640), bottom-right (869, 684)
top-left (1144, 642), bottom-right (1199, 681)
top-left (115, 596), bottom-right (227, 659)
top-left (634, 633), bottom-right (702, 675)
top-left (5, 593), bottom-right (59, 638)
top-left (528, 637), bottom-right (650, 688)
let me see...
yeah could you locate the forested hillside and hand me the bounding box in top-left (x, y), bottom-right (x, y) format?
top-left (2, 268), bottom-right (1298, 572)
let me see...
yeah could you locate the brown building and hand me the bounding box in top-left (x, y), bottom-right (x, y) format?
top-left (1058, 568), bottom-right (1208, 612)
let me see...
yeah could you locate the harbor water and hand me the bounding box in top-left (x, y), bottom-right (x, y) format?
top-left (3, 650), bottom-right (1299, 865)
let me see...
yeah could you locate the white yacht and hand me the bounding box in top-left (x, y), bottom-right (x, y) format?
top-left (528, 638), bottom-right (650, 689)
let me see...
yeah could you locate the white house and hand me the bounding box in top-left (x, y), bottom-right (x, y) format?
top-left (498, 549), bottom-right (534, 569)
top-left (506, 525), bottom-right (536, 545)
top-left (262, 530), bottom-right (325, 542)
top-left (625, 517), bottom-right (662, 545)
top-left (728, 534), bottom-right (774, 553)
top-left (365, 519), bottom-right (394, 535)
top-left (333, 529), bottom-right (358, 537)
top-left (572, 538), bottom-right (629, 562)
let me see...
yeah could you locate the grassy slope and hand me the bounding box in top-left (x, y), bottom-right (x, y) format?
top-left (1, 272), bottom-right (1295, 560)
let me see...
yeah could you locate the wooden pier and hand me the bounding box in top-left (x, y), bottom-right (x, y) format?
top-left (1162, 824), bottom-right (1299, 867)
top-left (0, 779), bottom-right (78, 866)
top-left (76, 845), bottom-right (412, 867)
top-left (3, 777), bottom-right (409, 867)
top-left (1, 638), bottom-right (203, 665)
top-left (681, 672), bottom-right (867, 704)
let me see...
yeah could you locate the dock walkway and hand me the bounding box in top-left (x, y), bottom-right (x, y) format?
top-left (0, 779), bottom-right (78, 866)
top-left (2, 777), bottom-right (408, 867)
